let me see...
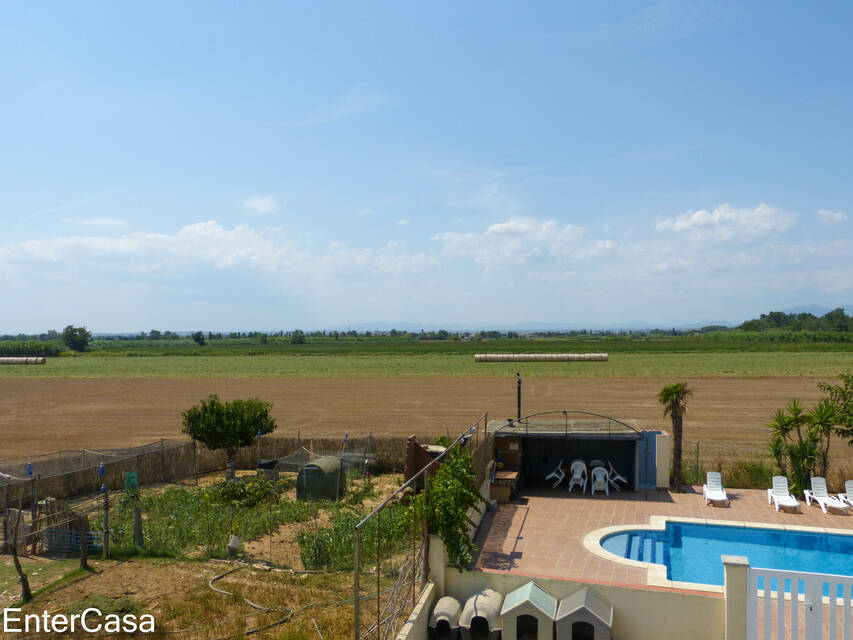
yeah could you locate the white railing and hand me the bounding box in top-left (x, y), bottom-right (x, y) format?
top-left (748, 567), bottom-right (853, 640)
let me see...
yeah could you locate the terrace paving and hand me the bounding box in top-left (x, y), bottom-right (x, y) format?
top-left (473, 484), bottom-right (853, 590)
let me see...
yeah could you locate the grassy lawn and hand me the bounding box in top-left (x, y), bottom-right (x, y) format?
top-left (0, 351), bottom-right (852, 379)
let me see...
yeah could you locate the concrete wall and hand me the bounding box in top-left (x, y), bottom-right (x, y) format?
top-left (656, 431), bottom-right (671, 489)
top-left (394, 581), bottom-right (437, 640)
top-left (443, 569), bottom-right (724, 640)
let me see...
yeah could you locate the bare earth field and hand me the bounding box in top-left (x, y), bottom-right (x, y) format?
top-left (0, 376), bottom-right (842, 464)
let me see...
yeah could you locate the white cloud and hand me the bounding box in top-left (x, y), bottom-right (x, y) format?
top-left (433, 216), bottom-right (597, 269)
top-left (242, 196), bottom-right (279, 214)
top-left (299, 87), bottom-right (391, 126)
top-left (72, 217), bottom-right (128, 228)
top-left (655, 203), bottom-right (793, 241)
top-left (817, 209), bottom-right (847, 225)
top-left (0, 221), bottom-right (436, 281)
top-left (395, 219), bottom-right (408, 226)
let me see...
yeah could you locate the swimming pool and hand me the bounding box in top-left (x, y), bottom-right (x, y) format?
top-left (601, 521), bottom-right (853, 587)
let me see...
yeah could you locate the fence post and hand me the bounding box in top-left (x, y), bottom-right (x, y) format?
top-left (78, 515), bottom-right (89, 570)
top-left (696, 441), bottom-right (701, 481)
top-left (102, 491), bottom-right (110, 560)
top-left (160, 439), bottom-right (167, 483)
top-left (30, 477), bottom-right (36, 520)
top-left (353, 526), bottom-right (360, 638)
top-left (192, 440), bottom-right (198, 486)
top-left (723, 555), bottom-right (750, 640)
top-left (2, 484), bottom-right (8, 553)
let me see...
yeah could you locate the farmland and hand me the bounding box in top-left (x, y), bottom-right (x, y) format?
top-left (0, 350), bottom-right (852, 379)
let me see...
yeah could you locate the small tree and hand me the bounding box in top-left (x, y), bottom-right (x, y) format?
top-left (62, 325), bottom-right (92, 352)
top-left (819, 372), bottom-right (853, 442)
top-left (182, 395), bottom-right (276, 469)
top-left (191, 331), bottom-right (206, 346)
top-left (658, 382), bottom-right (692, 491)
top-left (290, 329), bottom-right (306, 345)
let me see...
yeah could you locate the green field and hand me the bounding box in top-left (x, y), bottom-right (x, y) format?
top-left (1, 351), bottom-right (852, 379)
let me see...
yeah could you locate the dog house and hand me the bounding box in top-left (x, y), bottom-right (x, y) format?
top-left (429, 596), bottom-right (462, 640)
top-left (500, 581), bottom-right (557, 640)
top-left (556, 587), bottom-right (613, 640)
top-left (296, 456), bottom-right (345, 500)
top-left (460, 589), bottom-right (503, 640)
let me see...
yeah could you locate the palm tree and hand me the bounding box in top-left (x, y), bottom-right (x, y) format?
top-left (808, 398), bottom-right (837, 478)
top-left (658, 382), bottom-right (692, 491)
top-left (767, 408), bottom-right (792, 476)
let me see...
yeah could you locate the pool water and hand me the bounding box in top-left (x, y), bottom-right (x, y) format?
top-left (601, 522), bottom-right (853, 587)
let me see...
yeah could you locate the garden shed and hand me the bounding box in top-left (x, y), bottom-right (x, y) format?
top-left (296, 456), bottom-right (345, 501)
top-left (500, 581), bottom-right (557, 640)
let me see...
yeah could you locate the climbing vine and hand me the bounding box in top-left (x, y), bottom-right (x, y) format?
top-left (414, 438), bottom-right (485, 569)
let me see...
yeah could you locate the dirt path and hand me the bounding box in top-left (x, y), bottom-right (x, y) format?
top-left (0, 376), bottom-right (836, 461)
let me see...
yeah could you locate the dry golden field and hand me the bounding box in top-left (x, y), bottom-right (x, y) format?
top-left (0, 375), bottom-right (843, 465)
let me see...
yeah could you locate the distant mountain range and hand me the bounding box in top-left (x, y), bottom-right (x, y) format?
top-left (781, 304), bottom-right (853, 316)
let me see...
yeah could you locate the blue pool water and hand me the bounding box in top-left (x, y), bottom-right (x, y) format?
top-left (601, 522), bottom-right (853, 588)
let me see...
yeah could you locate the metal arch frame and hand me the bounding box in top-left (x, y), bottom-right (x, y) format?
top-left (493, 409), bottom-right (642, 436)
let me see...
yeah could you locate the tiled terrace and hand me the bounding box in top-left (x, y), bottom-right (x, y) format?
top-left (473, 484), bottom-right (853, 591)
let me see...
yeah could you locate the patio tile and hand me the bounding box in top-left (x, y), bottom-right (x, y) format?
top-left (474, 485), bottom-right (853, 589)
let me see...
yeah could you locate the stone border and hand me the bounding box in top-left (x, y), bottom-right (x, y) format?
top-left (583, 516), bottom-right (853, 593)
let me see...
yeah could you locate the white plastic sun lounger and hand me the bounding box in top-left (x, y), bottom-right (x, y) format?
top-left (702, 471), bottom-right (729, 506)
top-left (767, 476), bottom-right (801, 512)
top-left (805, 477), bottom-right (849, 514)
top-left (567, 459), bottom-right (587, 494)
top-left (544, 458), bottom-right (565, 488)
top-left (838, 480), bottom-right (853, 507)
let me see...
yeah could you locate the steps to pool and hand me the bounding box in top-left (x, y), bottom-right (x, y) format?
top-left (606, 531), bottom-right (666, 565)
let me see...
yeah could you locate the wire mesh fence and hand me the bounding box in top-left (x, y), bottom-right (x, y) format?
top-left (353, 413), bottom-right (491, 640)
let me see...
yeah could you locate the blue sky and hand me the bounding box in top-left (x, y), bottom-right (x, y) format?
top-left (1, 1), bottom-right (851, 332)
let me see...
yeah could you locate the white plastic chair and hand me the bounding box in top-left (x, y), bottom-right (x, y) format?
top-left (702, 471), bottom-right (729, 506)
top-left (590, 466), bottom-right (609, 496)
top-left (838, 480), bottom-right (853, 507)
top-left (805, 477), bottom-right (849, 514)
top-left (607, 461), bottom-right (628, 491)
top-left (544, 458), bottom-right (565, 488)
top-left (567, 460), bottom-right (587, 494)
top-left (767, 476), bottom-right (801, 512)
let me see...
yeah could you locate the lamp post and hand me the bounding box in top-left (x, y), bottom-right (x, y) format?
top-left (516, 372), bottom-right (522, 421)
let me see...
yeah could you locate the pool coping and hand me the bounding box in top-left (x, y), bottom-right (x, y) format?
top-left (583, 516), bottom-right (853, 593)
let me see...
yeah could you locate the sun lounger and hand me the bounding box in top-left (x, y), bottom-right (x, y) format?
top-left (805, 477), bottom-right (849, 514)
top-left (702, 471), bottom-right (729, 506)
top-left (544, 458), bottom-right (565, 488)
top-left (567, 459), bottom-right (587, 494)
top-left (767, 476), bottom-right (801, 512)
top-left (838, 480), bottom-right (853, 507)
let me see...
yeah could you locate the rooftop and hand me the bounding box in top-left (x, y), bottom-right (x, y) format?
top-left (487, 413), bottom-right (643, 440)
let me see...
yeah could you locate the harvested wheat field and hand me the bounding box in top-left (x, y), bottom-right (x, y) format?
top-left (0, 376), bottom-right (843, 464)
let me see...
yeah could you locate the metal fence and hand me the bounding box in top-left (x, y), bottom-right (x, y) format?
top-left (353, 413), bottom-right (491, 640)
